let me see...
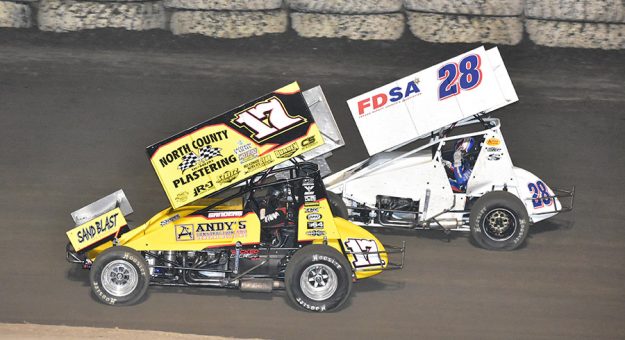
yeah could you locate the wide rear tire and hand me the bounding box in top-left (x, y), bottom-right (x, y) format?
top-left (469, 191), bottom-right (530, 251)
top-left (285, 245), bottom-right (352, 312)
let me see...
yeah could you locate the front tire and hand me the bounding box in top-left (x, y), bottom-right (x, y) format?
top-left (469, 191), bottom-right (530, 251)
top-left (285, 245), bottom-right (352, 312)
top-left (89, 246), bottom-right (150, 305)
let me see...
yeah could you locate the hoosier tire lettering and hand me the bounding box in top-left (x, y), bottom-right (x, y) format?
top-left (469, 191), bottom-right (530, 251)
top-left (89, 246), bottom-right (150, 306)
top-left (285, 245), bottom-right (352, 312)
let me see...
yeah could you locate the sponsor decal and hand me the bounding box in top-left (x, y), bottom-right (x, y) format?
top-left (66, 207), bottom-right (127, 252)
top-left (486, 137), bottom-right (501, 146)
top-left (274, 143), bottom-right (299, 159)
top-left (301, 135), bottom-right (317, 149)
top-left (175, 224), bottom-right (194, 241)
top-left (175, 219), bottom-right (248, 241)
top-left (158, 131), bottom-right (229, 169)
top-left (356, 79), bottom-right (422, 116)
top-left (304, 207), bottom-right (319, 214)
top-left (160, 214), bottom-right (180, 226)
top-left (306, 230), bottom-right (326, 237)
top-left (216, 168), bottom-right (241, 184)
top-left (307, 213), bottom-right (321, 221)
top-left (146, 82), bottom-right (324, 209)
top-left (205, 211), bottom-right (244, 218)
top-left (488, 153), bottom-right (502, 161)
top-left (193, 181), bottom-right (215, 197)
top-left (195, 221), bottom-right (247, 240)
top-left (307, 221), bottom-right (324, 229)
top-left (344, 238), bottom-right (384, 268)
top-left (178, 145), bottom-right (223, 172)
top-left (231, 97), bottom-right (307, 143)
top-left (303, 178), bottom-right (317, 203)
top-left (231, 248), bottom-right (260, 259)
top-left (486, 146), bottom-right (501, 152)
top-left (233, 141), bottom-right (258, 164)
top-left (175, 191), bottom-right (189, 203)
top-left (244, 154), bottom-right (273, 174)
top-left (172, 154), bottom-right (238, 189)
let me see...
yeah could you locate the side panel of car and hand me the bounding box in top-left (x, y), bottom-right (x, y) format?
top-left (329, 217), bottom-right (387, 279)
top-left (340, 152), bottom-right (455, 221)
top-left (122, 210), bottom-right (262, 251)
top-left (466, 129), bottom-right (516, 197)
top-left (512, 167), bottom-right (560, 223)
top-left (297, 198), bottom-right (341, 241)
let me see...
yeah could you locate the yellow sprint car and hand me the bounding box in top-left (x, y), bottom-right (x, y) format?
top-left (66, 160), bottom-right (404, 312)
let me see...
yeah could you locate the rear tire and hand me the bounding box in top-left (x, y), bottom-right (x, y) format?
top-left (469, 191), bottom-right (530, 251)
top-left (327, 191), bottom-right (349, 219)
top-left (285, 245), bottom-right (352, 312)
top-left (89, 246), bottom-right (150, 305)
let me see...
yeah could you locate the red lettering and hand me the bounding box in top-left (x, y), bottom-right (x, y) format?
top-left (372, 93), bottom-right (388, 110)
top-left (357, 98), bottom-right (371, 115)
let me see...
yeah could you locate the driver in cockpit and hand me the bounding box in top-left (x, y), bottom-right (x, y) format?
top-left (445, 137), bottom-right (475, 192)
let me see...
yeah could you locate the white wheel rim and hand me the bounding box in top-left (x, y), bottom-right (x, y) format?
top-left (300, 263), bottom-right (338, 302)
top-left (101, 259), bottom-right (139, 297)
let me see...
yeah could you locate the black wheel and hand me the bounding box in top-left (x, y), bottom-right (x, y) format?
top-left (89, 246), bottom-right (150, 305)
top-left (285, 245), bottom-right (352, 312)
top-left (326, 191), bottom-right (349, 219)
top-left (469, 191), bottom-right (530, 251)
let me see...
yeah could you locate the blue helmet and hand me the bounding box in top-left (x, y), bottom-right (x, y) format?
top-left (455, 137), bottom-right (475, 154)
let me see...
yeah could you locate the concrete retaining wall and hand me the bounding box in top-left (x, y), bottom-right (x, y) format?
top-left (525, 0), bottom-right (625, 49)
top-left (1, 0), bottom-right (623, 49)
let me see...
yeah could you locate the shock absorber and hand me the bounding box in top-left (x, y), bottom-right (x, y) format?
top-left (233, 242), bottom-right (241, 274)
top-left (165, 251), bottom-right (176, 268)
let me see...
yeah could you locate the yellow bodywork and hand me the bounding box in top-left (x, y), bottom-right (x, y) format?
top-left (67, 207), bottom-right (126, 252)
top-left (85, 199), bottom-right (387, 280)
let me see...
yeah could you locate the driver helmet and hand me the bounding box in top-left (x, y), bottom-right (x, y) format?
top-left (454, 137), bottom-right (475, 155)
top-left (268, 187), bottom-right (282, 199)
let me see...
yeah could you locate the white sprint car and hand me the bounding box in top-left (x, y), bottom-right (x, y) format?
top-left (323, 47), bottom-right (574, 250)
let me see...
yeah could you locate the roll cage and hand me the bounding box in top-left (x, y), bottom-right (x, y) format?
top-left (195, 158), bottom-right (326, 216)
top-left (334, 116), bottom-right (574, 229)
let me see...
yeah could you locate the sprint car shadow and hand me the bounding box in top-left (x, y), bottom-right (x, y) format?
top-left (366, 226), bottom-right (467, 243)
top-left (351, 277), bottom-right (405, 294)
top-left (148, 285), bottom-right (277, 302)
top-left (144, 278), bottom-right (405, 311)
top-left (66, 265), bottom-right (90, 284)
top-left (528, 218), bottom-right (574, 235)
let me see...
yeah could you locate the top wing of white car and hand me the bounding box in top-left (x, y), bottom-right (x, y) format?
top-left (347, 46), bottom-right (518, 156)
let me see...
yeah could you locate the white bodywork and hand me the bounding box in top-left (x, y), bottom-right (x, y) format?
top-left (325, 47), bottom-right (570, 233)
top-left (348, 46), bottom-right (518, 155)
top-left (325, 118), bottom-right (561, 229)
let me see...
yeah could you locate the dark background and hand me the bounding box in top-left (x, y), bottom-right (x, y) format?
top-left (1, 29), bottom-right (624, 339)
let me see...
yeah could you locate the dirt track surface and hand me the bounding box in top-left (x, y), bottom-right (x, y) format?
top-left (1, 29), bottom-right (624, 340)
top-left (0, 323), bottom-right (252, 339)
